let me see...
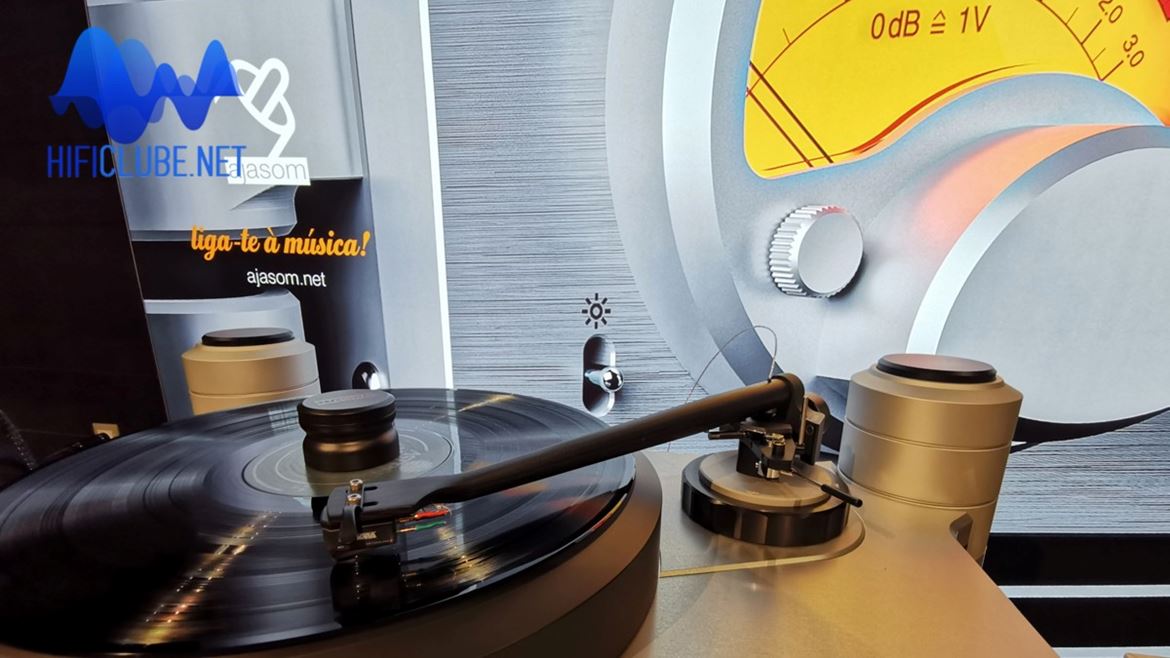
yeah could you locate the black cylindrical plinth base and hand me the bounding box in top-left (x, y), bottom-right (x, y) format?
top-left (681, 455), bottom-right (848, 547)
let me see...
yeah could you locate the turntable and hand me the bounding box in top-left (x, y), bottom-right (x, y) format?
top-left (22, 1), bottom-right (1165, 654)
top-left (0, 354), bottom-right (1074, 657)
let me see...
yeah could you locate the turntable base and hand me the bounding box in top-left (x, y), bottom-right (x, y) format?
top-left (0, 455), bottom-right (660, 658)
top-left (2, 398), bottom-right (1163, 657)
top-left (625, 452), bottom-right (1054, 658)
top-left (0, 391), bottom-right (662, 658)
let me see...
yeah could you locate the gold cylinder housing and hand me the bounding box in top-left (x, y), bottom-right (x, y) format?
top-left (838, 354), bottom-right (1022, 561)
top-left (181, 328), bottom-right (321, 415)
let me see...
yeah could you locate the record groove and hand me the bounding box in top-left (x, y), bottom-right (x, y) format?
top-left (0, 389), bottom-right (634, 655)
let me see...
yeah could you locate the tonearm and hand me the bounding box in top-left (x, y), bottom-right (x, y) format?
top-left (318, 374), bottom-right (858, 558)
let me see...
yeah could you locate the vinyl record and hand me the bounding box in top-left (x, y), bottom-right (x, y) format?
top-left (0, 389), bottom-right (635, 655)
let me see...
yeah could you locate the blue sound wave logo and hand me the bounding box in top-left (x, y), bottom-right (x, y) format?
top-left (50, 27), bottom-right (240, 144)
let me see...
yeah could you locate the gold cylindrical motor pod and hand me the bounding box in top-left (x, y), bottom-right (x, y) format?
top-left (838, 354), bottom-right (1022, 561)
top-left (181, 328), bottom-right (321, 415)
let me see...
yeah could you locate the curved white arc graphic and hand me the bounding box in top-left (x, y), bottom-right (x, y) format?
top-left (906, 125), bottom-right (1170, 425)
top-left (604, 0), bottom-right (742, 394)
top-left (906, 126), bottom-right (1124, 355)
top-left (661, 0), bottom-right (774, 388)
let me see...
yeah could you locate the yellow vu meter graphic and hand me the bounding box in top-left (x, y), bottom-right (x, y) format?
top-left (745, 0), bottom-right (1170, 177)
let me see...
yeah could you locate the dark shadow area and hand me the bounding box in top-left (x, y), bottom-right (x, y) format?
top-left (0, 4), bottom-right (165, 464)
top-left (986, 533), bottom-right (1170, 647)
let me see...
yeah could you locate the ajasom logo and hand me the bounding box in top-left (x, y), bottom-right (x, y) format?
top-left (47, 26), bottom-right (309, 186)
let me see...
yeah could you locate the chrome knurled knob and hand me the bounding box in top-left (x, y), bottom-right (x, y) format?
top-left (769, 205), bottom-right (864, 298)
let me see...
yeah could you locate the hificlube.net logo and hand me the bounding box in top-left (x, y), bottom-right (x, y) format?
top-left (47, 27), bottom-right (309, 186)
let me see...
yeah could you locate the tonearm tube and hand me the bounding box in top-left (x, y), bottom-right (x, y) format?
top-left (318, 374), bottom-right (857, 558)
